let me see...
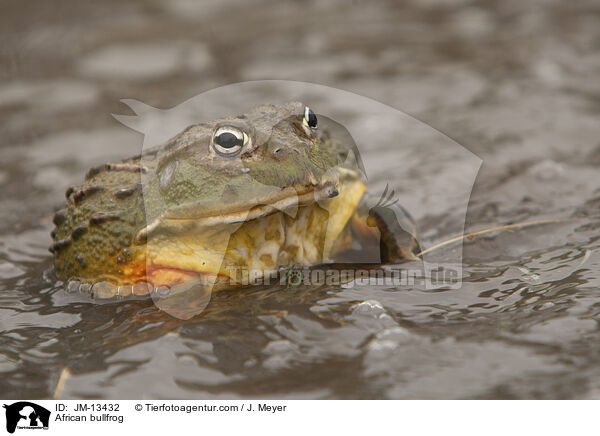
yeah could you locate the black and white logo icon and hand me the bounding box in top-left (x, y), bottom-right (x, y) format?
top-left (3, 402), bottom-right (50, 434)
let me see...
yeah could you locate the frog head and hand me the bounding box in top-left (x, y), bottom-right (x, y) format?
top-left (138, 101), bottom-right (347, 241)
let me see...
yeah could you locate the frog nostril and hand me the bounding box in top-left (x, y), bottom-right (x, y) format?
top-left (273, 148), bottom-right (283, 157)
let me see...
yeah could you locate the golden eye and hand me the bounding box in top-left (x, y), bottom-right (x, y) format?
top-left (212, 126), bottom-right (249, 157)
top-left (302, 106), bottom-right (318, 129)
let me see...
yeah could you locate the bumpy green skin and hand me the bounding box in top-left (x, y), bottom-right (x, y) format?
top-left (51, 102), bottom-right (354, 285)
top-left (51, 164), bottom-right (148, 283)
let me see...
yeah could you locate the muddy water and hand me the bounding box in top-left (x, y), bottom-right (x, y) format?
top-left (1, 0), bottom-right (600, 399)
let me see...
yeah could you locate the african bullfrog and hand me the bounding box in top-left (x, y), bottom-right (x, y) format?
top-left (50, 102), bottom-right (419, 299)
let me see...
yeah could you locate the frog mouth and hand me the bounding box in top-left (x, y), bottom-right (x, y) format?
top-left (135, 182), bottom-right (340, 244)
top-left (125, 175), bottom-right (367, 292)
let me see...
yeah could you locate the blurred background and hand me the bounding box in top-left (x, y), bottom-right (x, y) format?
top-left (1, 0), bottom-right (599, 231)
top-left (1, 0), bottom-right (600, 399)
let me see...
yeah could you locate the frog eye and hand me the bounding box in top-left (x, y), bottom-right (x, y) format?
top-left (302, 106), bottom-right (318, 130)
top-left (212, 126), bottom-right (249, 157)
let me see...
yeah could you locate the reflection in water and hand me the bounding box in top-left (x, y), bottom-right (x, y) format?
top-left (0, 217), bottom-right (599, 398)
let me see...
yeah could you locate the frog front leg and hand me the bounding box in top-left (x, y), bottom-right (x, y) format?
top-left (332, 186), bottom-right (420, 264)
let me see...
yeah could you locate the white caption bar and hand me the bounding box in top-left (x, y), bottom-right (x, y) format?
top-left (0, 400), bottom-right (595, 436)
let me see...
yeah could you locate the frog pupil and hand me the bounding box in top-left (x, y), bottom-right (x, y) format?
top-left (305, 107), bottom-right (317, 128)
top-left (216, 132), bottom-right (242, 149)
